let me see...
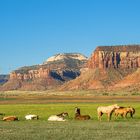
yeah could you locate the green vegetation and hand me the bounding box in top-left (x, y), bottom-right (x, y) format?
top-left (0, 103), bottom-right (140, 140)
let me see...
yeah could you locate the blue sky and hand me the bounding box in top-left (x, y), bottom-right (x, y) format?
top-left (0, 0), bottom-right (140, 74)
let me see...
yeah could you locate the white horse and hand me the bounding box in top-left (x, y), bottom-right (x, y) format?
top-left (97, 104), bottom-right (120, 121)
top-left (48, 112), bottom-right (68, 121)
top-left (25, 114), bottom-right (39, 120)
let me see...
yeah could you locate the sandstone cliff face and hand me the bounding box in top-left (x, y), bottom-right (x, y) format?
top-left (88, 45), bottom-right (140, 69)
top-left (1, 53), bottom-right (87, 90)
top-left (2, 46), bottom-right (140, 91)
top-left (10, 68), bottom-right (51, 81)
top-left (61, 45), bottom-right (140, 91)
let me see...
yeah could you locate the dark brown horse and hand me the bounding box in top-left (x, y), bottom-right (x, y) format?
top-left (75, 107), bottom-right (90, 120)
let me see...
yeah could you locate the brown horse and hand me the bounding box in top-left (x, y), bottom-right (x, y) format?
top-left (3, 116), bottom-right (19, 121)
top-left (114, 107), bottom-right (135, 119)
top-left (75, 107), bottom-right (90, 120)
top-left (97, 104), bottom-right (120, 121)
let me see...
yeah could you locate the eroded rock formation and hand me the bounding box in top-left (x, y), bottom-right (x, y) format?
top-left (10, 68), bottom-right (51, 81)
top-left (61, 45), bottom-right (140, 91)
top-left (88, 45), bottom-right (140, 69)
top-left (1, 53), bottom-right (87, 90)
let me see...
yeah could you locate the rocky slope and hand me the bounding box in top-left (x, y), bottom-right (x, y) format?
top-left (1, 53), bottom-right (87, 90)
top-left (61, 45), bottom-right (140, 90)
top-left (2, 45), bottom-right (140, 91)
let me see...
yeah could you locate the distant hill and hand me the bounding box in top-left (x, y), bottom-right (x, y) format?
top-left (1, 45), bottom-right (140, 92)
top-left (1, 53), bottom-right (87, 90)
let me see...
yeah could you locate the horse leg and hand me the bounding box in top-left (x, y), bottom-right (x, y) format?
top-left (110, 111), bottom-right (114, 121)
top-left (125, 112), bottom-right (128, 119)
top-left (98, 112), bottom-right (102, 121)
top-left (107, 113), bottom-right (111, 121)
top-left (121, 114), bottom-right (123, 118)
top-left (123, 112), bottom-right (127, 119)
top-left (130, 112), bottom-right (133, 118)
top-left (115, 112), bottom-right (119, 119)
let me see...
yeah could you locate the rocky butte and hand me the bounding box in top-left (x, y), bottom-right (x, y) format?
top-left (88, 45), bottom-right (140, 69)
top-left (1, 45), bottom-right (140, 91)
top-left (61, 45), bottom-right (140, 90)
top-left (1, 53), bottom-right (87, 90)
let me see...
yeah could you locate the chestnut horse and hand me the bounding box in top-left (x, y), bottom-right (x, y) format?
top-left (114, 106), bottom-right (135, 119)
top-left (97, 104), bottom-right (120, 121)
top-left (3, 116), bottom-right (19, 121)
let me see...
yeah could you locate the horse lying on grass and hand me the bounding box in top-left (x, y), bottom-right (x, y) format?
top-left (48, 112), bottom-right (69, 121)
top-left (114, 107), bottom-right (135, 119)
top-left (75, 107), bottom-right (90, 120)
top-left (3, 116), bottom-right (19, 121)
top-left (25, 114), bottom-right (39, 120)
top-left (97, 104), bottom-right (120, 121)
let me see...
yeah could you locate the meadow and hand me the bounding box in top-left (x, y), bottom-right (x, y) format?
top-left (0, 103), bottom-right (140, 140)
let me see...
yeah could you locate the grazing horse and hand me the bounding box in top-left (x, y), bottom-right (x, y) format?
top-left (25, 114), bottom-right (39, 120)
top-left (48, 112), bottom-right (69, 121)
top-left (3, 116), bottom-right (19, 121)
top-left (97, 104), bottom-right (120, 121)
top-left (114, 107), bottom-right (135, 119)
top-left (75, 107), bottom-right (90, 120)
top-left (129, 107), bottom-right (135, 118)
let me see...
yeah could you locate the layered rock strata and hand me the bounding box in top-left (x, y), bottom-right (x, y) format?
top-left (88, 45), bottom-right (140, 69)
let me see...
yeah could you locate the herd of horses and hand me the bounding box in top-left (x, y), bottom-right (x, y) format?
top-left (0, 104), bottom-right (135, 122)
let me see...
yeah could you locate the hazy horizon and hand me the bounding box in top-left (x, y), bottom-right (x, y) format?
top-left (1, 0), bottom-right (140, 74)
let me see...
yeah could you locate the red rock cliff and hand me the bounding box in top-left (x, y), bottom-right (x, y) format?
top-left (10, 68), bottom-right (51, 81)
top-left (88, 45), bottom-right (140, 69)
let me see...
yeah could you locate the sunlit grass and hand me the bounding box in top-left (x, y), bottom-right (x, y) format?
top-left (0, 103), bottom-right (140, 140)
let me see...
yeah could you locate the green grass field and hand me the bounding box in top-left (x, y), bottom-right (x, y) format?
top-left (0, 103), bottom-right (140, 140)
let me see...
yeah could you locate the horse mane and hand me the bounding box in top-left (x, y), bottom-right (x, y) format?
top-left (56, 113), bottom-right (64, 117)
top-left (56, 112), bottom-right (68, 117)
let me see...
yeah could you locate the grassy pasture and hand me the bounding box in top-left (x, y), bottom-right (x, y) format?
top-left (0, 103), bottom-right (140, 140)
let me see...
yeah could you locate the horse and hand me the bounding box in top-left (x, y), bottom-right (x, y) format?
top-left (97, 104), bottom-right (120, 121)
top-left (25, 114), bottom-right (39, 120)
top-left (114, 106), bottom-right (135, 119)
top-left (3, 116), bottom-right (19, 121)
top-left (75, 107), bottom-right (90, 120)
top-left (48, 112), bottom-right (69, 121)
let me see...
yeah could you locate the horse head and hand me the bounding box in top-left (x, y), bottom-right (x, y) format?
top-left (75, 107), bottom-right (80, 115)
top-left (62, 112), bottom-right (69, 117)
top-left (113, 104), bottom-right (120, 109)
